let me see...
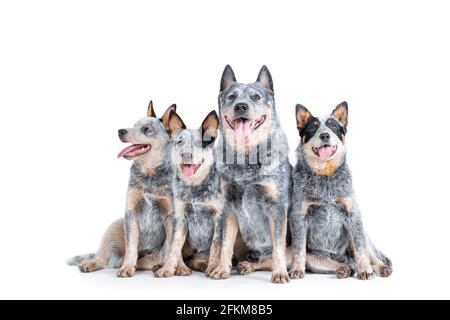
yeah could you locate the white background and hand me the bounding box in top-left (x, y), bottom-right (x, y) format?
top-left (1, 0), bottom-right (449, 300)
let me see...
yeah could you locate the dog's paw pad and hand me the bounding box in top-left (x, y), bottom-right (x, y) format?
top-left (336, 265), bottom-right (352, 279)
top-left (288, 269), bottom-right (305, 280)
top-left (237, 261), bottom-right (253, 276)
top-left (272, 272), bottom-right (290, 284)
top-left (379, 265), bottom-right (393, 277)
top-left (154, 268), bottom-right (174, 278)
top-left (117, 266), bottom-right (135, 278)
top-left (175, 266), bottom-right (192, 276)
top-left (357, 271), bottom-right (374, 280)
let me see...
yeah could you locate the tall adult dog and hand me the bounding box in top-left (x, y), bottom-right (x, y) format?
top-left (288, 102), bottom-right (393, 280)
top-left (211, 65), bottom-right (291, 283)
top-left (68, 102), bottom-right (176, 277)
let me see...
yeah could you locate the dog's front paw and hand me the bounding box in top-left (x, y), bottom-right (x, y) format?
top-left (336, 265), bottom-right (352, 279)
top-left (357, 270), bottom-right (374, 280)
top-left (79, 262), bottom-right (100, 273)
top-left (237, 261), bottom-right (254, 275)
top-left (209, 266), bottom-right (230, 280)
top-left (151, 264), bottom-right (163, 273)
top-left (288, 269), bottom-right (305, 280)
top-left (117, 265), bottom-right (135, 278)
top-left (175, 266), bottom-right (192, 276)
top-left (154, 266), bottom-right (175, 278)
top-left (271, 272), bottom-right (290, 284)
top-left (379, 265), bottom-right (393, 278)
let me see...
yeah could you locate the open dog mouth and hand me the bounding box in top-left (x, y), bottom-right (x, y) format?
top-left (117, 144), bottom-right (151, 159)
top-left (180, 159), bottom-right (204, 177)
top-left (225, 115), bottom-right (267, 143)
top-left (312, 145), bottom-right (337, 160)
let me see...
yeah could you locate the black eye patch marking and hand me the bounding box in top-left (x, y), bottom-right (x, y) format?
top-left (326, 118), bottom-right (347, 140)
top-left (299, 117), bottom-right (320, 144)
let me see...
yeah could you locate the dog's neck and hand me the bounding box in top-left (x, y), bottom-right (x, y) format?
top-left (132, 146), bottom-right (171, 178)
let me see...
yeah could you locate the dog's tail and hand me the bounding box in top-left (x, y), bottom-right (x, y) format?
top-left (67, 253), bottom-right (96, 266)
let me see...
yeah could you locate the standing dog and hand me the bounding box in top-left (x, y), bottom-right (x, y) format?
top-left (154, 111), bottom-right (224, 277)
top-left (210, 65), bottom-right (291, 283)
top-left (288, 102), bottom-right (393, 280)
top-left (68, 102), bottom-right (176, 277)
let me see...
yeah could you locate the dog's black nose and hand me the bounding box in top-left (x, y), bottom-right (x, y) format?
top-left (181, 153), bottom-right (193, 162)
top-left (234, 103), bottom-right (249, 114)
top-left (118, 129), bottom-right (128, 137)
top-left (319, 133), bottom-right (330, 141)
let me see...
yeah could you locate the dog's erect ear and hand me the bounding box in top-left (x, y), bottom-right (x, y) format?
top-left (147, 100), bottom-right (157, 118)
top-left (168, 111), bottom-right (186, 138)
top-left (256, 65), bottom-right (274, 93)
top-left (332, 101), bottom-right (348, 127)
top-left (160, 104), bottom-right (177, 129)
top-left (201, 110), bottom-right (219, 148)
top-left (220, 65), bottom-right (236, 92)
top-left (296, 104), bottom-right (312, 130)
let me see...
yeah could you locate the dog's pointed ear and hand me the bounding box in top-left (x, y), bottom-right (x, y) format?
top-left (296, 104), bottom-right (312, 130)
top-left (168, 110), bottom-right (186, 138)
top-left (332, 101), bottom-right (348, 127)
top-left (256, 65), bottom-right (274, 93)
top-left (201, 110), bottom-right (219, 148)
top-left (220, 65), bottom-right (236, 92)
top-left (147, 100), bottom-right (157, 118)
top-left (160, 104), bottom-right (177, 129)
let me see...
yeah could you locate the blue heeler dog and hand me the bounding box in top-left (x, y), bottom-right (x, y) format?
top-left (154, 110), bottom-right (224, 277)
top-left (68, 102), bottom-right (176, 277)
top-left (287, 102), bottom-right (393, 280)
top-left (210, 65), bottom-right (291, 283)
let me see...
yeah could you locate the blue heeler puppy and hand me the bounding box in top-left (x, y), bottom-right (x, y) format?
top-left (210, 65), bottom-right (291, 283)
top-left (288, 102), bottom-right (393, 280)
top-left (68, 102), bottom-right (176, 277)
top-left (154, 110), bottom-right (224, 277)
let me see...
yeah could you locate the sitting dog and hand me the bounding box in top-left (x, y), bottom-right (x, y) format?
top-left (68, 102), bottom-right (176, 277)
top-left (154, 110), bottom-right (224, 278)
top-left (287, 102), bottom-right (393, 280)
top-left (210, 65), bottom-right (291, 283)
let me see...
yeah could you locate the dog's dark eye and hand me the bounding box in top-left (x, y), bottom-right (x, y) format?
top-left (251, 94), bottom-right (261, 101)
top-left (177, 139), bottom-right (183, 145)
top-left (143, 127), bottom-right (151, 134)
top-left (228, 94), bottom-right (236, 101)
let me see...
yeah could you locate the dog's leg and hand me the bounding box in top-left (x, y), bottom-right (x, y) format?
top-left (117, 212), bottom-right (139, 278)
top-left (136, 251), bottom-right (163, 270)
top-left (79, 218), bottom-right (125, 273)
top-left (205, 213), bottom-right (223, 277)
top-left (154, 201), bottom-right (190, 278)
top-left (269, 212), bottom-right (289, 284)
top-left (368, 248), bottom-right (393, 277)
top-left (186, 251), bottom-right (210, 273)
top-left (344, 205), bottom-right (374, 280)
top-left (162, 215), bottom-right (174, 263)
top-left (210, 212), bottom-right (238, 280)
top-left (306, 254), bottom-right (353, 279)
top-left (237, 256), bottom-right (273, 275)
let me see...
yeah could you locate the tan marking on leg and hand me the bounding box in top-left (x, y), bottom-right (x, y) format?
top-left (203, 197), bottom-right (225, 215)
top-left (117, 214), bottom-right (140, 278)
top-left (306, 253), bottom-right (352, 279)
top-left (348, 234), bottom-right (374, 280)
top-left (157, 197), bottom-right (173, 215)
top-left (162, 215), bottom-right (174, 263)
top-left (269, 214), bottom-right (289, 284)
top-left (237, 256), bottom-right (273, 275)
top-left (260, 181), bottom-right (278, 202)
top-left (210, 213), bottom-right (238, 280)
top-left (300, 200), bottom-right (320, 215)
top-left (126, 189), bottom-right (143, 212)
top-left (155, 201), bottom-right (190, 278)
top-left (335, 197), bottom-right (353, 212)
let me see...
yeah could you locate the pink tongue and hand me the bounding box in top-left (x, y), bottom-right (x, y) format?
top-left (117, 145), bottom-right (146, 158)
top-left (234, 119), bottom-right (253, 143)
top-left (182, 164), bottom-right (196, 177)
top-left (318, 146), bottom-right (334, 159)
